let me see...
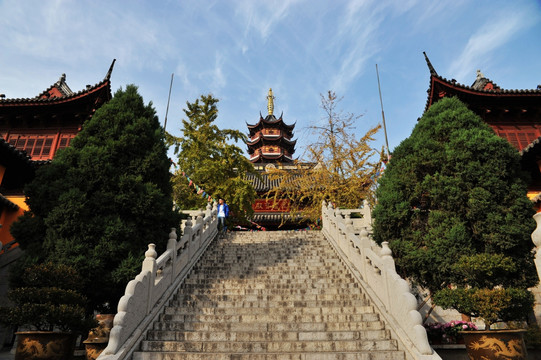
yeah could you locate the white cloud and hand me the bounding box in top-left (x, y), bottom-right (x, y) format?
top-left (236, 0), bottom-right (301, 41)
top-left (448, 7), bottom-right (536, 81)
top-left (328, 0), bottom-right (385, 93)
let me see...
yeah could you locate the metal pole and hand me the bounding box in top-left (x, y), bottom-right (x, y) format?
top-left (164, 73), bottom-right (174, 131)
top-left (376, 64), bottom-right (390, 158)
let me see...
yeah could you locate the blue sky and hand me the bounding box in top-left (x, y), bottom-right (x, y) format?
top-left (1, 0), bottom-right (541, 159)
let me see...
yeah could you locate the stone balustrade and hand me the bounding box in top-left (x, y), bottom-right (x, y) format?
top-left (98, 202), bottom-right (218, 360)
top-left (321, 200), bottom-right (441, 360)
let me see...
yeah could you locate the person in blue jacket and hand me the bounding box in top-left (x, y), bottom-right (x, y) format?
top-left (217, 198), bottom-right (229, 236)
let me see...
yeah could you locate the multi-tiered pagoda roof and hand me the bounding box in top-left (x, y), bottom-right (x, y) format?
top-left (246, 89), bottom-right (296, 163)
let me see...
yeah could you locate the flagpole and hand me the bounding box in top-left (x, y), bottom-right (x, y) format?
top-left (164, 73), bottom-right (174, 131)
top-left (376, 64), bottom-right (390, 158)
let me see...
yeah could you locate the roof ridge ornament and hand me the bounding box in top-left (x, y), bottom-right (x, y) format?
top-left (105, 59), bottom-right (116, 81)
top-left (476, 69), bottom-right (485, 80)
top-left (267, 88), bottom-right (274, 116)
top-left (423, 51), bottom-right (438, 76)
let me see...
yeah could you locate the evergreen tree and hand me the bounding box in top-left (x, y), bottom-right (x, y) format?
top-left (372, 97), bottom-right (537, 324)
top-left (168, 94), bottom-right (256, 220)
top-left (11, 85), bottom-right (179, 312)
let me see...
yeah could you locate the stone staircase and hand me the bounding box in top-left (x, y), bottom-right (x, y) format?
top-left (132, 231), bottom-right (405, 360)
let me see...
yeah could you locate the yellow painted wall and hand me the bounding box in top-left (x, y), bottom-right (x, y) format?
top-left (0, 195), bottom-right (27, 249)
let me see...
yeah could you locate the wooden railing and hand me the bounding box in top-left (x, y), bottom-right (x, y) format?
top-left (321, 200), bottom-right (441, 360)
top-left (98, 202), bottom-right (218, 360)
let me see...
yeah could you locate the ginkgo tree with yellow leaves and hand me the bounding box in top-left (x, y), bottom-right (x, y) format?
top-left (267, 91), bottom-right (383, 222)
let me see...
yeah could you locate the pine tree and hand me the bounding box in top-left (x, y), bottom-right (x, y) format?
top-left (11, 85), bottom-right (179, 311)
top-left (168, 94), bottom-right (256, 221)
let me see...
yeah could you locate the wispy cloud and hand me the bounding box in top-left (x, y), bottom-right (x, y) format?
top-left (328, 0), bottom-right (385, 93)
top-left (211, 52), bottom-right (227, 91)
top-left (448, 6), bottom-right (536, 81)
top-left (236, 0), bottom-right (301, 44)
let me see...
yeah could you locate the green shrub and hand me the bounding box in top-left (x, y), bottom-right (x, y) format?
top-left (0, 262), bottom-right (96, 333)
top-left (372, 97), bottom-right (537, 329)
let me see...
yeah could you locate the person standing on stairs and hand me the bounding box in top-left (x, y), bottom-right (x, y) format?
top-left (217, 198), bottom-right (229, 237)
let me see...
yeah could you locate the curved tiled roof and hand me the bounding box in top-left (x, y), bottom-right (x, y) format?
top-left (423, 52), bottom-right (541, 114)
top-left (245, 172), bottom-right (282, 193)
top-left (246, 135), bottom-right (297, 150)
top-left (520, 136), bottom-right (541, 157)
top-left (0, 59), bottom-right (115, 107)
top-left (247, 113), bottom-right (296, 133)
top-left (0, 193), bottom-right (19, 211)
top-left (0, 138), bottom-right (32, 165)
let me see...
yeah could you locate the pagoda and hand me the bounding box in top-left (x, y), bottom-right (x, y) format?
top-left (245, 89), bottom-right (307, 228)
top-left (423, 52), bottom-right (541, 208)
top-left (0, 60), bottom-right (115, 161)
top-left (247, 88), bottom-right (297, 164)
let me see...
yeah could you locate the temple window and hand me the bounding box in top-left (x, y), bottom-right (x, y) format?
top-left (6, 134), bottom-right (61, 160)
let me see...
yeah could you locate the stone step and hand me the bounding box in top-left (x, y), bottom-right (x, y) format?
top-left (181, 277), bottom-right (355, 285)
top-left (163, 305), bottom-right (374, 316)
top-left (177, 287), bottom-right (364, 296)
top-left (159, 312), bottom-right (381, 323)
top-left (190, 267), bottom-right (347, 275)
top-left (135, 231), bottom-right (405, 359)
top-left (152, 320), bottom-right (387, 332)
top-left (139, 338), bottom-right (399, 352)
top-left (145, 329), bottom-right (390, 342)
top-left (168, 299), bottom-right (370, 308)
top-left (173, 293), bottom-right (366, 302)
top-left (133, 352), bottom-right (405, 360)
top-left (179, 282), bottom-right (360, 290)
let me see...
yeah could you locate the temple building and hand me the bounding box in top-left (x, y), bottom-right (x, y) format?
top-left (245, 89), bottom-right (306, 228)
top-left (0, 60), bottom-right (114, 161)
top-left (423, 52), bottom-right (541, 209)
top-left (0, 60), bottom-right (114, 253)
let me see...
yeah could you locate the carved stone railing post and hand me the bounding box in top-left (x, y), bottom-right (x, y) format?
top-left (99, 206), bottom-right (218, 360)
top-left (142, 244), bottom-right (157, 313)
top-left (321, 203), bottom-right (439, 360)
top-left (532, 213), bottom-right (541, 281)
top-left (167, 228), bottom-right (177, 284)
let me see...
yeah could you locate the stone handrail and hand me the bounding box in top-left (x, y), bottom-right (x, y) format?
top-left (98, 202), bottom-right (218, 360)
top-left (321, 201), bottom-right (441, 360)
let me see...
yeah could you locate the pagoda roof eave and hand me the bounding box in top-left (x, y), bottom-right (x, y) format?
top-left (246, 135), bottom-right (297, 147)
top-left (247, 115), bottom-right (295, 131)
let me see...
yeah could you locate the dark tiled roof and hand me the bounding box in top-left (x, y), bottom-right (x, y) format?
top-left (0, 59), bottom-right (115, 106)
top-left (247, 113), bottom-right (296, 133)
top-left (423, 52), bottom-right (541, 114)
top-left (520, 136), bottom-right (541, 157)
top-left (0, 139), bottom-right (50, 169)
top-left (246, 134), bottom-right (297, 148)
top-left (0, 138), bottom-right (32, 165)
top-left (0, 193), bottom-right (19, 211)
top-left (245, 172), bottom-right (282, 193)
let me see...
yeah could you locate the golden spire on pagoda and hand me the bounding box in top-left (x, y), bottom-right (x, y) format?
top-left (267, 88), bottom-right (275, 116)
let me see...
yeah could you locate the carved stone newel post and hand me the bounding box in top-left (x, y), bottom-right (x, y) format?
top-left (532, 213), bottom-right (541, 281)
